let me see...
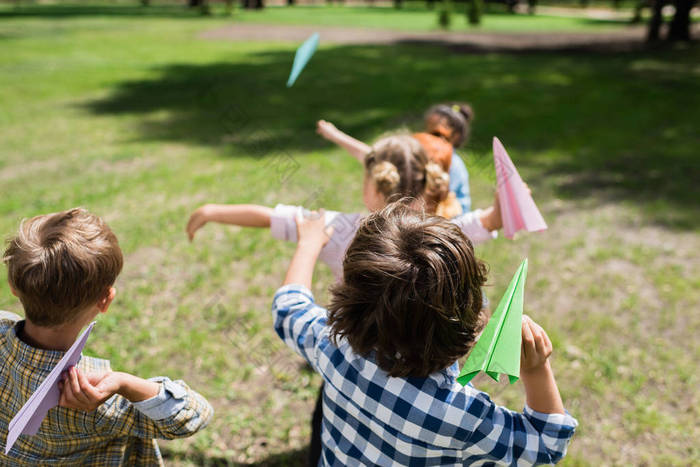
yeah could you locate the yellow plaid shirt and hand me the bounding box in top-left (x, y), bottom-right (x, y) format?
top-left (0, 317), bottom-right (213, 466)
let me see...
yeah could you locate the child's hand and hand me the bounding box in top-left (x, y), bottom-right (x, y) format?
top-left (491, 190), bottom-right (503, 230)
top-left (479, 191), bottom-right (502, 232)
top-left (316, 120), bottom-right (338, 140)
top-left (520, 315), bottom-right (553, 374)
top-left (186, 205), bottom-right (211, 241)
top-left (481, 182), bottom-right (529, 232)
top-left (296, 209), bottom-right (333, 251)
top-left (59, 367), bottom-right (122, 411)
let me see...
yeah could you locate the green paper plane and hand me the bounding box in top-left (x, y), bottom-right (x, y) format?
top-left (286, 33), bottom-right (319, 88)
top-left (457, 258), bottom-right (528, 386)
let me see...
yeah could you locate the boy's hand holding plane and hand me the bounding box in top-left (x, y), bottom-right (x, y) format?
top-left (283, 210), bottom-right (333, 289)
top-left (296, 209), bottom-right (333, 252)
top-left (59, 368), bottom-right (160, 412)
top-left (520, 315), bottom-right (553, 373)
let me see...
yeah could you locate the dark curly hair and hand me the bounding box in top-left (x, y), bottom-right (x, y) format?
top-left (424, 102), bottom-right (474, 148)
top-left (327, 201), bottom-right (488, 378)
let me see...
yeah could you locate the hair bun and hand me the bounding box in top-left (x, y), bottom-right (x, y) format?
top-left (425, 162), bottom-right (450, 205)
top-left (425, 162), bottom-right (449, 188)
top-left (371, 161), bottom-right (401, 194)
top-left (453, 103), bottom-right (473, 123)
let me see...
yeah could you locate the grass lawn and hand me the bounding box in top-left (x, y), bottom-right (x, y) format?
top-left (1, 5), bottom-right (699, 466)
top-left (228, 5), bottom-right (638, 32)
top-left (0, 2), bottom-right (651, 32)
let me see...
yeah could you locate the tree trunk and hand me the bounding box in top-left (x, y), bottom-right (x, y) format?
top-left (527, 0), bottom-right (537, 14)
top-left (647, 0), bottom-right (664, 41)
top-left (631, 0), bottom-right (645, 23)
top-left (439, 0), bottom-right (452, 29)
top-left (242, 0), bottom-right (264, 9)
top-left (189, 0), bottom-right (201, 6)
top-left (468, 0), bottom-right (483, 24)
top-left (394, 0), bottom-right (404, 9)
top-left (667, 0), bottom-right (694, 40)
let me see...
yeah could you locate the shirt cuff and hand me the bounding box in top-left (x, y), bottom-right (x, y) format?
top-left (133, 377), bottom-right (188, 421)
top-left (0, 311), bottom-right (22, 322)
top-left (523, 404), bottom-right (579, 429)
top-left (273, 284), bottom-right (315, 303)
top-left (270, 204), bottom-right (300, 242)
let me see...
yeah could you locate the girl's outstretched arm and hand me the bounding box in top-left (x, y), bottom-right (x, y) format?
top-left (316, 120), bottom-right (371, 163)
top-left (186, 204), bottom-right (273, 241)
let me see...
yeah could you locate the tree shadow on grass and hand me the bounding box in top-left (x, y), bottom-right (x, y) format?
top-left (0, 3), bottom-right (205, 19)
top-left (82, 42), bottom-right (700, 228)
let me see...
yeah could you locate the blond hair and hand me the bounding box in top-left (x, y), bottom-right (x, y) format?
top-left (364, 134), bottom-right (449, 214)
top-left (3, 208), bottom-right (123, 326)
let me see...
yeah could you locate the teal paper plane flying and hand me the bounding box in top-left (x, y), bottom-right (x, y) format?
top-left (287, 32), bottom-right (319, 87)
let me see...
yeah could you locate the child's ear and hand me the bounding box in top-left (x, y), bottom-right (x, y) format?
top-left (10, 285), bottom-right (18, 297)
top-left (97, 287), bottom-right (117, 314)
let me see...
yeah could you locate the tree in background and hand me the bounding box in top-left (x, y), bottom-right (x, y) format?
top-left (439, 0), bottom-right (452, 27)
top-left (647, 0), bottom-right (665, 39)
top-left (467, 0), bottom-right (483, 24)
top-left (647, 0), bottom-right (695, 41)
top-left (632, 0), bottom-right (646, 23)
top-left (667, 0), bottom-right (695, 40)
top-left (242, 0), bottom-right (264, 8)
top-left (527, 0), bottom-right (537, 14)
top-left (187, 0), bottom-right (211, 14)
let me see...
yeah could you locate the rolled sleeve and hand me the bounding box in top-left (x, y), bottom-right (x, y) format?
top-left (0, 311), bottom-right (22, 322)
top-left (523, 405), bottom-right (579, 460)
top-left (269, 205), bottom-right (359, 280)
top-left (133, 377), bottom-right (188, 421)
top-left (270, 204), bottom-right (300, 242)
top-left (271, 284), bottom-right (329, 372)
top-left (469, 394), bottom-right (578, 466)
top-left (94, 379), bottom-right (213, 440)
top-left (452, 210), bottom-right (498, 245)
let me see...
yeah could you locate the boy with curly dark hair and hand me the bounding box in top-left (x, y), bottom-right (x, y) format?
top-left (272, 202), bottom-right (577, 465)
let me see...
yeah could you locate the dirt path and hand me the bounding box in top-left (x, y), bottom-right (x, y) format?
top-left (200, 23), bottom-right (670, 52)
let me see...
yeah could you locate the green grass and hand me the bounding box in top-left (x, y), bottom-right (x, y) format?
top-left (1, 6), bottom-right (699, 466)
top-left (0, 2), bottom-right (650, 32)
top-left (232, 5), bottom-right (636, 32)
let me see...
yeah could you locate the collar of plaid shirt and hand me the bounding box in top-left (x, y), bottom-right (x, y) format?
top-left (0, 319), bottom-right (163, 466)
top-left (5, 320), bottom-right (84, 371)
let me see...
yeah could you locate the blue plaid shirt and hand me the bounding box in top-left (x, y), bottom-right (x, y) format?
top-left (272, 285), bottom-right (578, 466)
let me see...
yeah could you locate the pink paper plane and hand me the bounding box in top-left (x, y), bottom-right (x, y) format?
top-left (493, 137), bottom-right (547, 239)
top-left (5, 322), bottom-right (96, 454)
